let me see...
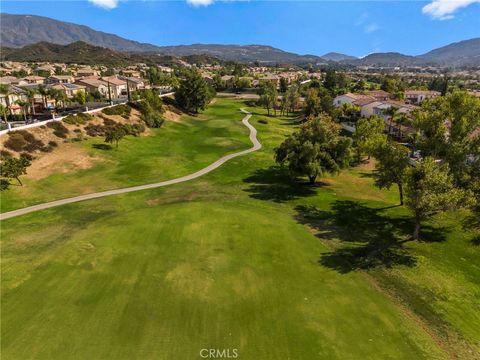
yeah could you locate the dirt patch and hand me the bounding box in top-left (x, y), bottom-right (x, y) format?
top-left (163, 109), bottom-right (182, 123)
top-left (27, 143), bottom-right (104, 180)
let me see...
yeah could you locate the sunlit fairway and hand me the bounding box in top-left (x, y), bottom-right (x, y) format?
top-left (1, 98), bottom-right (478, 359)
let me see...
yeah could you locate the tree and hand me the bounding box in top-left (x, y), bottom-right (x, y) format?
top-left (0, 84), bottom-right (11, 120)
top-left (275, 114), bottom-right (352, 184)
top-left (0, 155), bottom-right (31, 187)
top-left (279, 77), bottom-right (288, 93)
top-left (304, 88), bottom-right (321, 117)
top-left (25, 88), bottom-right (37, 116)
top-left (285, 86), bottom-right (300, 115)
top-left (257, 81), bottom-right (277, 116)
top-left (175, 69), bottom-right (215, 113)
top-left (74, 90), bottom-right (87, 106)
top-left (413, 92), bottom-right (480, 188)
top-left (324, 69), bottom-right (337, 93)
top-left (15, 100), bottom-right (29, 122)
top-left (105, 126), bottom-right (126, 148)
top-left (353, 116), bottom-right (385, 161)
top-left (373, 140), bottom-right (410, 205)
top-left (405, 157), bottom-right (472, 240)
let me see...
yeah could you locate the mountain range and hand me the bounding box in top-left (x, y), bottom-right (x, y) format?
top-left (1, 13), bottom-right (479, 67)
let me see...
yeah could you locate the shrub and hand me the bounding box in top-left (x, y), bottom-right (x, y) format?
top-left (0, 150), bottom-right (12, 158)
top-left (48, 140), bottom-right (58, 147)
top-left (85, 124), bottom-right (107, 137)
top-left (103, 118), bottom-right (117, 127)
top-left (47, 121), bottom-right (69, 138)
top-left (63, 112), bottom-right (93, 125)
top-left (4, 133), bottom-right (27, 152)
top-left (102, 104), bottom-right (131, 116)
top-left (258, 119), bottom-right (268, 124)
top-left (19, 153), bottom-right (34, 161)
top-left (142, 111), bottom-right (165, 128)
top-left (23, 139), bottom-right (45, 153)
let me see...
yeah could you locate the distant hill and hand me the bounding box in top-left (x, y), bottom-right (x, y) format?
top-left (417, 38), bottom-right (480, 66)
top-left (154, 44), bottom-right (323, 64)
top-left (0, 13), bottom-right (160, 52)
top-left (352, 52), bottom-right (419, 67)
top-left (321, 52), bottom-right (357, 62)
top-left (0, 41), bottom-right (182, 66)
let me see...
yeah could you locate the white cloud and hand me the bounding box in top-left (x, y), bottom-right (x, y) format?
top-left (364, 23), bottom-right (379, 33)
top-left (187, 0), bottom-right (215, 6)
top-left (88, 0), bottom-right (119, 9)
top-left (422, 0), bottom-right (480, 20)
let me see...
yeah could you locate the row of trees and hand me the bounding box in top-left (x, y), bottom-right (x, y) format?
top-left (275, 91), bottom-right (479, 240)
top-left (0, 84), bottom-right (89, 124)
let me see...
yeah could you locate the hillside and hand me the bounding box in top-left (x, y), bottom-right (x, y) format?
top-left (0, 13), bottom-right (160, 52)
top-left (418, 38), bottom-right (480, 66)
top-left (321, 52), bottom-right (357, 62)
top-left (0, 41), bottom-right (200, 66)
top-left (351, 52), bottom-right (420, 67)
top-left (154, 44), bottom-right (323, 64)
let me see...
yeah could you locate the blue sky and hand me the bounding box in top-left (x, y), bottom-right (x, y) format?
top-left (2, 1), bottom-right (479, 57)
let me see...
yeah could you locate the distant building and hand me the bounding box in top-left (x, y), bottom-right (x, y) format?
top-left (405, 90), bottom-right (441, 104)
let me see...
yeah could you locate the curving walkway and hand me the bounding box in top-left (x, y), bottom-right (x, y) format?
top-left (0, 109), bottom-right (261, 221)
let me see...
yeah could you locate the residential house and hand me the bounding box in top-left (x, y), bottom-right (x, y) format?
top-left (46, 75), bottom-right (75, 84)
top-left (76, 78), bottom-right (109, 98)
top-left (49, 83), bottom-right (86, 98)
top-left (365, 90), bottom-right (391, 101)
top-left (0, 85), bottom-right (28, 115)
top-left (0, 76), bottom-right (21, 85)
top-left (121, 69), bottom-right (141, 78)
top-left (21, 76), bottom-right (45, 85)
top-left (121, 77), bottom-right (147, 91)
top-left (76, 67), bottom-right (99, 78)
top-left (405, 90), bottom-right (440, 104)
top-left (34, 65), bottom-right (56, 76)
top-left (101, 77), bottom-right (127, 98)
top-left (333, 93), bottom-right (374, 107)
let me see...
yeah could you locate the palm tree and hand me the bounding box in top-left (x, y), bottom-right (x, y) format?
top-left (37, 85), bottom-right (49, 110)
top-left (384, 106), bottom-right (399, 136)
top-left (0, 84), bottom-right (11, 122)
top-left (15, 99), bottom-right (28, 122)
top-left (0, 103), bottom-right (7, 125)
top-left (25, 88), bottom-right (37, 116)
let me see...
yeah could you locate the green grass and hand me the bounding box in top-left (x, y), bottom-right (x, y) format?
top-left (1, 98), bottom-right (478, 359)
top-left (0, 99), bottom-right (251, 212)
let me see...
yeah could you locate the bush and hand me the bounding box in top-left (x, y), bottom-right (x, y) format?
top-left (4, 130), bottom-right (46, 153)
top-left (102, 104), bottom-right (131, 116)
top-left (63, 112), bottom-right (93, 125)
top-left (258, 119), bottom-right (268, 124)
top-left (48, 140), bottom-right (58, 147)
top-left (47, 121), bottom-right (69, 138)
top-left (19, 152), bottom-right (34, 161)
top-left (85, 124), bottom-right (107, 136)
top-left (0, 150), bottom-right (12, 158)
top-left (23, 139), bottom-right (45, 153)
top-left (4, 133), bottom-right (27, 152)
top-left (103, 118), bottom-right (117, 127)
top-left (142, 111), bottom-right (165, 128)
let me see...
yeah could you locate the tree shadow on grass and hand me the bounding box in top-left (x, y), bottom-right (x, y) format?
top-left (295, 200), bottom-right (450, 273)
top-left (92, 143), bottom-right (113, 150)
top-left (243, 166), bottom-right (318, 203)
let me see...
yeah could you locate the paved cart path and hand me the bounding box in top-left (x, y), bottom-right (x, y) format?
top-left (0, 109), bottom-right (260, 221)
